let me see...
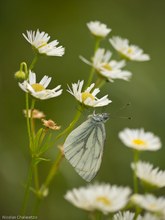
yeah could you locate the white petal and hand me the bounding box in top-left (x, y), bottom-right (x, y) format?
top-left (85, 83), bottom-right (95, 93)
top-left (39, 75), bottom-right (51, 88)
top-left (79, 55), bottom-right (92, 66)
top-left (92, 88), bottom-right (100, 96)
top-left (29, 71), bottom-right (36, 84)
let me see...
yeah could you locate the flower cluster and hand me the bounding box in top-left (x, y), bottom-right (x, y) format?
top-left (63, 21), bottom-right (164, 220)
top-left (118, 128), bottom-right (164, 219)
top-left (15, 20), bottom-right (163, 220)
top-left (65, 183), bottom-right (131, 215)
top-left (80, 20), bottom-right (150, 84)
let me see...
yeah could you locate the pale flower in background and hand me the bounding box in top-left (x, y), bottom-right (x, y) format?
top-left (131, 161), bottom-right (165, 188)
top-left (23, 29), bottom-right (65, 56)
top-left (140, 213), bottom-right (160, 220)
top-left (118, 128), bottom-right (161, 151)
top-left (112, 211), bottom-right (135, 220)
top-left (112, 212), bottom-right (159, 220)
top-left (19, 70), bottom-right (62, 100)
top-left (109, 36), bottom-right (150, 61)
top-left (23, 109), bottom-right (45, 119)
top-left (80, 48), bottom-right (132, 82)
top-left (67, 80), bottom-right (111, 107)
top-left (131, 194), bottom-right (165, 216)
top-left (87, 21), bottom-right (111, 38)
top-left (64, 183), bottom-right (131, 215)
top-left (42, 119), bottom-right (61, 130)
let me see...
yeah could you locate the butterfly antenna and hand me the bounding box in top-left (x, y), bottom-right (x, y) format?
top-left (93, 109), bottom-right (96, 116)
top-left (119, 102), bottom-right (131, 110)
top-left (119, 116), bottom-right (133, 120)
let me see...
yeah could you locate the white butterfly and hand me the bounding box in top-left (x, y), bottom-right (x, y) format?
top-left (64, 112), bottom-right (109, 182)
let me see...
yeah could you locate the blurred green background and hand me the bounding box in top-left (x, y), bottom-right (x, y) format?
top-left (1, 0), bottom-right (165, 219)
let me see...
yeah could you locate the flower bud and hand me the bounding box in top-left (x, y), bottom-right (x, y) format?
top-left (15, 70), bottom-right (26, 80)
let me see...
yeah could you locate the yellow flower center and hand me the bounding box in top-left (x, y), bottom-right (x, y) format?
top-left (38, 41), bottom-right (47, 49)
top-left (96, 196), bottom-right (111, 205)
top-left (81, 92), bottom-right (95, 102)
top-left (127, 47), bottom-right (133, 54)
top-left (102, 63), bottom-right (112, 70)
top-left (31, 83), bottom-right (45, 92)
top-left (132, 139), bottom-right (146, 146)
top-left (148, 203), bottom-right (157, 210)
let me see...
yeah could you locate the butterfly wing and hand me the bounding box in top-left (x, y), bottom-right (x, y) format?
top-left (64, 118), bottom-right (106, 182)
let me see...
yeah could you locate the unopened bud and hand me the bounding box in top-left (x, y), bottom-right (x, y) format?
top-left (15, 70), bottom-right (26, 80)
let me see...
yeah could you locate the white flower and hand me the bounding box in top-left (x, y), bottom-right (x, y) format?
top-left (23, 29), bottom-right (65, 56)
top-left (118, 128), bottom-right (161, 151)
top-left (109, 36), bottom-right (150, 61)
top-left (64, 183), bottom-right (131, 215)
top-left (131, 161), bottom-right (165, 188)
top-left (67, 80), bottom-right (111, 107)
top-left (112, 212), bottom-right (160, 220)
top-left (19, 70), bottom-right (62, 100)
top-left (113, 211), bottom-right (135, 220)
top-left (140, 213), bottom-right (160, 220)
top-left (87, 21), bottom-right (111, 38)
top-left (80, 48), bottom-right (132, 82)
top-left (131, 194), bottom-right (165, 215)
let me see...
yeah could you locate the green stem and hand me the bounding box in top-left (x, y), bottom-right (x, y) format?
top-left (20, 158), bottom-right (35, 215)
top-left (29, 54), bottom-right (38, 70)
top-left (86, 67), bottom-right (95, 88)
top-left (89, 211), bottom-right (102, 220)
top-left (54, 106), bottom-right (83, 142)
top-left (133, 150), bottom-right (141, 219)
top-left (29, 99), bottom-right (40, 197)
top-left (20, 62), bottom-right (28, 73)
top-left (42, 151), bottom-right (63, 190)
top-left (33, 165), bottom-right (39, 192)
top-left (33, 196), bottom-right (42, 216)
top-left (30, 99), bottom-right (36, 143)
top-left (20, 62), bottom-right (28, 79)
top-left (89, 212), bottom-right (96, 220)
top-left (94, 37), bottom-right (101, 52)
top-left (133, 150), bottom-right (139, 194)
top-left (85, 38), bottom-right (101, 88)
top-left (25, 93), bottom-right (32, 150)
top-left (21, 54), bottom-right (39, 215)
top-left (95, 77), bottom-right (106, 88)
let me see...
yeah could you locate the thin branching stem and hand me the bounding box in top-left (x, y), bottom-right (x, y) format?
top-left (133, 150), bottom-right (139, 194)
top-left (43, 150), bottom-right (64, 190)
top-left (20, 158), bottom-right (35, 215)
top-left (20, 56), bottom-right (38, 214)
top-left (85, 37), bottom-right (101, 88)
top-left (29, 54), bottom-right (38, 70)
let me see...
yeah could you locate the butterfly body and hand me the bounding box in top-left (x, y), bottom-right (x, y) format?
top-left (64, 113), bottom-right (109, 182)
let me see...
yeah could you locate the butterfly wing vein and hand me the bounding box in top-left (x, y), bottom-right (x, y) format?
top-left (64, 119), bottom-right (106, 182)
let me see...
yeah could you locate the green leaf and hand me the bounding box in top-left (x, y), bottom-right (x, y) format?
top-left (38, 133), bottom-right (53, 156)
top-left (34, 157), bottom-right (51, 165)
top-left (33, 128), bottom-right (44, 153)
